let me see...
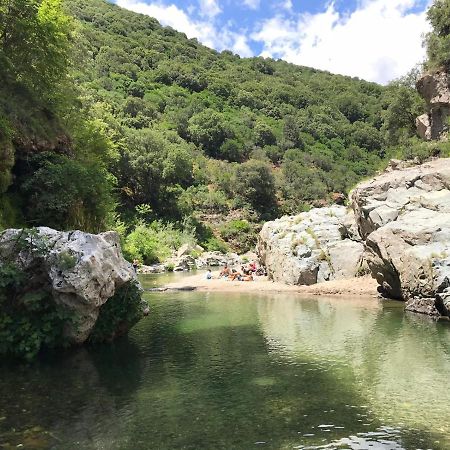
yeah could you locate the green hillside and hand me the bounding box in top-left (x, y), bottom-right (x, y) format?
top-left (0, 0), bottom-right (436, 259)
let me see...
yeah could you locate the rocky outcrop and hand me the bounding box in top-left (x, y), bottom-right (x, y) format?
top-left (0, 227), bottom-right (146, 345)
top-left (258, 158), bottom-right (450, 317)
top-left (257, 206), bottom-right (365, 285)
top-left (351, 158), bottom-right (450, 316)
top-left (416, 71), bottom-right (450, 141)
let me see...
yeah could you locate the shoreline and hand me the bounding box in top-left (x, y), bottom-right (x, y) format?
top-left (161, 272), bottom-right (379, 298)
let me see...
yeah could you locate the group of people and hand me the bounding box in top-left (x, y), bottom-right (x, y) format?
top-left (207, 261), bottom-right (264, 282)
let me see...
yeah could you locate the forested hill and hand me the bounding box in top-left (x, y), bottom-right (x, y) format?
top-left (0, 0), bottom-right (433, 259)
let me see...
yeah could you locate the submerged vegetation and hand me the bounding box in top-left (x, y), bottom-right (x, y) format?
top-left (1, 0), bottom-right (450, 255)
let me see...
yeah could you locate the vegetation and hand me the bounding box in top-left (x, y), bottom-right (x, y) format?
top-left (0, 229), bottom-right (78, 360)
top-left (0, 0), bottom-right (445, 255)
top-left (425, 0), bottom-right (450, 70)
top-left (123, 220), bottom-right (196, 264)
top-left (89, 280), bottom-right (143, 343)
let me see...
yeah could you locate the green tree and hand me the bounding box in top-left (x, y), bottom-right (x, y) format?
top-left (425, 0), bottom-right (450, 69)
top-left (234, 159), bottom-right (277, 217)
top-left (188, 109), bottom-right (232, 157)
top-left (0, 0), bottom-right (72, 100)
top-left (18, 152), bottom-right (115, 232)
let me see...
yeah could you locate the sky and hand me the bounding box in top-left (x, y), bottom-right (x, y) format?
top-left (113, 0), bottom-right (433, 84)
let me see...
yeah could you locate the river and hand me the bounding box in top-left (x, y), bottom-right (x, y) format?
top-left (1, 273), bottom-right (450, 449)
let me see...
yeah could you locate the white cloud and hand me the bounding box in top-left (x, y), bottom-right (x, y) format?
top-left (115, 0), bottom-right (253, 56)
top-left (198, 0), bottom-right (221, 18)
top-left (251, 0), bottom-right (431, 83)
top-left (243, 0), bottom-right (260, 10)
top-left (280, 0), bottom-right (293, 11)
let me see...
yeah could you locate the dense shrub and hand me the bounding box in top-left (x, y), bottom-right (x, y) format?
top-left (0, 229), bottom-right (77, 360)
top-left (17, 152), bottom-right (115, 233)
top-left (123, 221), bottom-right (197, 264)
top-left (220, 220), bottom-right (256, 254)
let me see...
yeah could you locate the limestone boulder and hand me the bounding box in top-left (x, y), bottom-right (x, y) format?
top-left (0, 227), bottom-right (145, 344)
top-left (351, 158), bottom-right (450, 316)
top-left (416, 71), bottom-right (450, 141)
top-left (176, 243), bottom-right (204, 258)
top-left (257, 206), bottom-right (364, 285)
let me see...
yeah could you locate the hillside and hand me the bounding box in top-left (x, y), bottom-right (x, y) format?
top-left (0, 0), bottom-right (435, 260)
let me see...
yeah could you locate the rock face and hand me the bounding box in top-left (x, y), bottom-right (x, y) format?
top-left (351, 158), bottom-right (450, 316)
top-left (416, 71), bottom-right (450, 141)
top-left (0, 227), bottom-right (145, 344)
top-left (257, 206), bottom-right (365, 285)
top-left (258, 158), bottom-right (450, 317)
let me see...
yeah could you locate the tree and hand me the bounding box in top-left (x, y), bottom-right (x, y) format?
top-left (254, 121), bottom-right (276, 147)
top-left (234, 159), bottom-right (277, 217)
top-left (188, 109), bottom-right (231, 157)
top-left (0, 0), bottom-right (72, 101)
top-left (425, 0), bottom-right (450, 69)
top-left (382, 85), bottom-right (424, 145)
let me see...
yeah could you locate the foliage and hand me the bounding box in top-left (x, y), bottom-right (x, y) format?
top-left (0, 0), bottom-right (436, 260)
top-left (17, 152), bottom-right (115, 232)
top-left (0, 229), bottom-right (77, 360)
top-left (425, 0), bottom-right (450, 69)
top-left (0, 0), bottom-right (72, 101)
top-left (395, 137), bottom-right (450, 162)
top-left (203, 236), bottom-right (229, 253)
top-left (234, 159), bottom-right (278, 218)
top-left (124, 220), bottom-right (197, 264)
top-left (219, 220), bottom-right (256, 254)
top-left (89, 280), bottom-right (144, 343)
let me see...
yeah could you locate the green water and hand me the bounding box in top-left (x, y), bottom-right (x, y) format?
top-left (1, 274), bottom-right (450, 449)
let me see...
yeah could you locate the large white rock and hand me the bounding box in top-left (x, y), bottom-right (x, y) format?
top-left (257, 206), bottom-right (364, 285)
top-left (0, 227), bottom-right (144, 343)
top-left (351, 158), bottom-right (450, 316)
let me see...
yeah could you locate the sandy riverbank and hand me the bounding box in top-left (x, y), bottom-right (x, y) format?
top-left (163, 272), bottom-right (379, 297)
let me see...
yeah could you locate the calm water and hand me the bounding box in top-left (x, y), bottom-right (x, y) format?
top-left (1, 274), bottom-right (450, 450)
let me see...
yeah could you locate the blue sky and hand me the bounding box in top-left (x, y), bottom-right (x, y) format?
top-left (114, 0), bottom-right (432, 84)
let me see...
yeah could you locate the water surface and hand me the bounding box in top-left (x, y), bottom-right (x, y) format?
top-left (1, 274), bottom-right (450, 449)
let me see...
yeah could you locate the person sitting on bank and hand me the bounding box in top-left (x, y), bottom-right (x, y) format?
top-left (228, 269), bottom-right (242, 281)
top-left (220, 264), bottom-right (231, 278)
top-left (206, 269), bottom-right (212, 280)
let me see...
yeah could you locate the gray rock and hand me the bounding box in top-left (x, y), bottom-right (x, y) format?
top-left (416, 113), bottom-right (431, 140)
top-left (176, 243), bottom-right (204, 258)
top-left (257, 206), bottom-right (364, 285)
top-left (0, 227), bottom-right (145, 344)
top-left (416, 71), bottom-right (450, 141)
top-left (139, 264), bottom-right (166, 274)
top-left (351, 158), bottom-right (450, 316)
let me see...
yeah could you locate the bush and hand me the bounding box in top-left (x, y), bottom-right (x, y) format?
top-left (123, 221), bottom-right (197, 264)
top-left (220, 220), bottom-right (256, 254)
top-left (18, 152), bottom-right (115, 233)
top-left (204, 236), bottom-right (229, 253)
top-left (0, 229), bottom-right (78, 360)
top-left (178, 185), bottom-right (229, 215)
top-left (89, 280), bottom-right (144, 343)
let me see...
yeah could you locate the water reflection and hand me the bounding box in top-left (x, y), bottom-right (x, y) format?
top-left (257, 294), bottom-right (450, 447)
top-left (0, 286), bottom-right (449, 449)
